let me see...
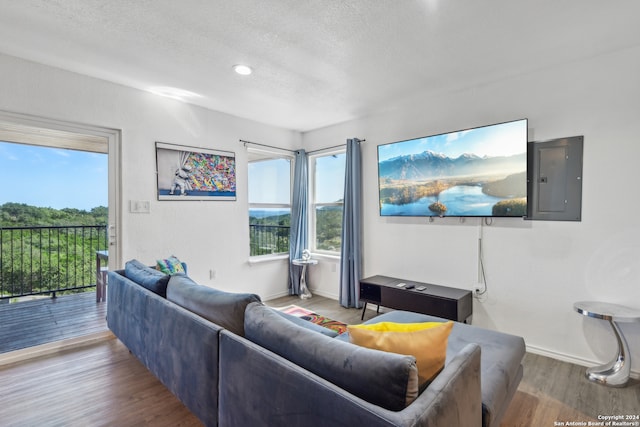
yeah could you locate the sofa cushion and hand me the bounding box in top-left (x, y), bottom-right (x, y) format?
top-left (348, 321), bottom-right (453, 387)
top-left (166, 274), bottom-right (261, 337)
top-left (124, 259), bottom-right (171, 297)
top-left (357, 310), bottom-right (526, 427)
top-left (244, 302), bottom-right (420, 411)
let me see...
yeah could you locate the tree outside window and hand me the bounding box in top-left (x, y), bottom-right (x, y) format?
top-left (248, 154), bottom-right (292, 257)
top-left (310, 151), bottom-right (345, 254)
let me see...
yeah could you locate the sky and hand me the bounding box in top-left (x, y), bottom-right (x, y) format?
top-left (314, 153), bottom-right (345, 203)
top-left (0, 141), bottom-right (108, 211)
top-left (248, 153), bottom-right (346, 205)
top-left (378, 119), bottom-right (527, 162)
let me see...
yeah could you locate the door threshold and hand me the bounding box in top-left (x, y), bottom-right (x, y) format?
top-left (0, 330), bottom-right (115, 367)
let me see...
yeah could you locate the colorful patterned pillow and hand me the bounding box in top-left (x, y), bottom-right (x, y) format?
top-left (156, 255), bottom-right (185, 275)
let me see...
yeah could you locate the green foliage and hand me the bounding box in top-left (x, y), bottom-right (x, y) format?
top-left (482, 172), bottom-right (526, 198)
top-left (249, 213), bottom-right (291, 256)
top-left (379, 180), bottom-right (452, 205)
top-left (0, 203), bottom-right (108, 227)
top-left (428, 201), bottom-right (447, 215)
top-left (492, 198), bottom-right (527, 216)
top-left (248, 207), bottom-right (343, 256)
top-left (0, 203), bottom-right (108, 298)
top-left (315, 207), bottom-right (342, 251)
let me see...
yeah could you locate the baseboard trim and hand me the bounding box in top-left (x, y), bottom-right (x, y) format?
top-left (308, 288), bottom-right (339, 300)
top-left (261, 290), bottom-right (290, 301)
top-left (0, 330), bottom-right (115, 367)
top-left (526, 344), bottom-right (640, 380)
top-left (262, 289), bottom-right (339, 302)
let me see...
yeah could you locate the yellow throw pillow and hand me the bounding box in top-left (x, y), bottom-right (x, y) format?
top-left (348, 321), bottom-right (454, 386)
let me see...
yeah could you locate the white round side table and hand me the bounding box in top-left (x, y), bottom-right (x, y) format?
top-left (291, 258), bottom-right (318, 299)
top-left (574, 301), bottom-right (640, 387)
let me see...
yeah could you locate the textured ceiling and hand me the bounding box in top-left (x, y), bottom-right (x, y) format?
top-left (0, 0), bottom-right (639, 132)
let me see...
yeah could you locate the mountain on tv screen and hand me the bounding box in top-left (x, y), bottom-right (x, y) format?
top-left (377, 119), bottom-right (528, 217)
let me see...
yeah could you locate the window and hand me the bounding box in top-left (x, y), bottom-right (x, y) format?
top-left (248, 151), bottom-right (292, 257)
top-left (310, 150), bottom-right (346, 254)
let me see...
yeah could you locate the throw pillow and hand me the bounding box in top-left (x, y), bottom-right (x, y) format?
top-left (348, 321), bottom-right (453, 387)
top-left (244, 302), bottom-right (420, 411)
top-left (124, 259), bottom-right (171, 297)
top-left (156, 255), bottom-right (185, 275)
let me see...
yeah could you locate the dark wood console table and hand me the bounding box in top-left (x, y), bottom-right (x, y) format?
top-left (359, 275), bottom-right (473, 322)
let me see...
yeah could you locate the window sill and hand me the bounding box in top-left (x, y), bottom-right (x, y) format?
top-left (248, 254), bottom-right (289, 265)
top-left (247, 253), bottom-right (341, 265)
top-left (310, 252), bottom-right (341, 261)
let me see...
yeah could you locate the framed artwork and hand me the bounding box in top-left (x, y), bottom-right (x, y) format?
top-left (155, 142), bottom-right (236, 201)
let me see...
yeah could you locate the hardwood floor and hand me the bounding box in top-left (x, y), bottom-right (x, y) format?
top-left (0, 337), bottom-right (201, 427)
top-left (502, 353), bottom-right (639, 427)
top-left (266, 294), bottom-right (368, 324)
top-left (1, 295), bottom-right (638, 426)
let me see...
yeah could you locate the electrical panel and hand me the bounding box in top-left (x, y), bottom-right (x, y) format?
top-left (527, 136), bottom-right (583, 221)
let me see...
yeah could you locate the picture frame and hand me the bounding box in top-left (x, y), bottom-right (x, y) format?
top-left (155, 142), bottom-right (236, 201)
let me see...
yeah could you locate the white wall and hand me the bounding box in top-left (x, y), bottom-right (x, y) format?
top-left (303, 45), bottom-right (640, 374)
top-left (2, 41), bottom-right (639, 375)
top-left (0, 52), bottom-right (300, 299)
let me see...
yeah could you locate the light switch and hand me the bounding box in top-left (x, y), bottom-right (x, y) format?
top-left (130, 200), bottom-right (150, 213)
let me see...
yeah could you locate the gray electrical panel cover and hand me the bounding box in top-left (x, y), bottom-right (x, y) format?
top-left (527, 136), bottom-right (583, 221)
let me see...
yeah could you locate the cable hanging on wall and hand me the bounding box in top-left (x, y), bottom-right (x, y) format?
top-left (475, 219), bottom-right (489, 299)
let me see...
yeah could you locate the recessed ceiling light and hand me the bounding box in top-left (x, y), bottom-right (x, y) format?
top-left (233, 64), bottom-right (253, 75)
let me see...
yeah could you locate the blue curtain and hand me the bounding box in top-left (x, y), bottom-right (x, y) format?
top-left (288, 149), bottom-right (308, 295)
top-left (339, 138), bottom-right (362, 308)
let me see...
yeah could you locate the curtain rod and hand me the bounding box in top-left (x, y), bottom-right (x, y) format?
top-left (240, 139), bottom-right (296, 153)
top-left (306, 139), bottom-right (366, 155)
top-left (241, 138), bottom-right (366, 155)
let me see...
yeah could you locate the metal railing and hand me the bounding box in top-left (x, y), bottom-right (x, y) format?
top-left (249, 224), bottom-right (290, 256)
top-left (0, 225), bottom-right (107, 299)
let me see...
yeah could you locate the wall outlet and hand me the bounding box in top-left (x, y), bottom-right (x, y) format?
top-left (209, 269), bottom-right (216, 280)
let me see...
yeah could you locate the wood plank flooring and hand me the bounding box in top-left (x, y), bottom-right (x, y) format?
top-left (0, 292), bottom-right (108, 354)
top-left (502, 353), bottom-right (640, 426)
top-left (0, 337), bottom-right (201, 427)
top-left (0, 294), bottom-right (638, 426)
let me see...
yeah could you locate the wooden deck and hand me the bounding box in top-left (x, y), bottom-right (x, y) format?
top-left (0, 291), bottom-right (108, 354)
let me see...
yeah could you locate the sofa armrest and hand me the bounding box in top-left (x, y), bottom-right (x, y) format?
top-left (107, 270), bottom-right (221, 427)
top-left (218, 330), bottom-right (482, 427)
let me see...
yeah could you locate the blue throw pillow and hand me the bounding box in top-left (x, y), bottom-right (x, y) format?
top-left (124, 259), bottom-right (171, 297)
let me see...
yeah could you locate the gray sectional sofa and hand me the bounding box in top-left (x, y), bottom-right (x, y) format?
top-left (107, 260), bottom-right (525, 427)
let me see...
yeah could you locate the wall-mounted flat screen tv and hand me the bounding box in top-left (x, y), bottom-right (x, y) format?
top-left (378, 118), bottom-right (528, 217)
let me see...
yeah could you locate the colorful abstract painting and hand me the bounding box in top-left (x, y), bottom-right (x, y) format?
top-left (156, 142), bottom-right (236, 201)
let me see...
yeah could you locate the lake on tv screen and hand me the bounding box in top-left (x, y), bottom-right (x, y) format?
top-left (380, 185), bottom-right (508, 217)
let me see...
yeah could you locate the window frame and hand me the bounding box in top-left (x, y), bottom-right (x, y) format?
top-left (309, 148), bottom-right (346, 257)
top-left (247, 148), bottom-right (294, 260)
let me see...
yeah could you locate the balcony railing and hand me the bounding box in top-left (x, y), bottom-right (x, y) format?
top-left (249, 224), bottom-right (290, 256)
top-left (0, 225), bottom-right (107, 299)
